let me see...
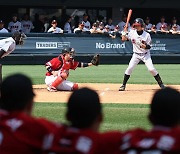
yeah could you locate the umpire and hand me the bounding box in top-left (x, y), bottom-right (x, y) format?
top-left (0, 31), bottom-right (26, 84)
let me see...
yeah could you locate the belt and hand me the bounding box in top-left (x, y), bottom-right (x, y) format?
top-left (134, 52), bottom-right (147, 56)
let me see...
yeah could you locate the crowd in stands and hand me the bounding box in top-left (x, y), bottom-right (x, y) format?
top-left (0, 13), bottom-right (180, 37)
top-left (0, 73), bottom-right (180, 153)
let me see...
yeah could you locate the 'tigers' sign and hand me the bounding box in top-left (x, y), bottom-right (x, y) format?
top-left (96, 42), bottom-right (125, 49)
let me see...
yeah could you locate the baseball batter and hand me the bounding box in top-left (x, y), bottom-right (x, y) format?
top-left (119, 18), bottom-right (165, 91)
top-left (45, 47), bottom-right (99, 92)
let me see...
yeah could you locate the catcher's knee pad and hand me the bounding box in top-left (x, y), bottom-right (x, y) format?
top-left (72, 83), bottom-right (78, 91)
top-left (60, 72), bottom-right (68, 79)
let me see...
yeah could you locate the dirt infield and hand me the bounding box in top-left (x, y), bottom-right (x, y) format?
top-left (33, 84), bottom-right (180, 104)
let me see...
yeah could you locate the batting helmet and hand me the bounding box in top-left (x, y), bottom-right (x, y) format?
top-left (61, 47), bottom-right (75, 58)
top-left (133, 18), bottom-right (145, 27)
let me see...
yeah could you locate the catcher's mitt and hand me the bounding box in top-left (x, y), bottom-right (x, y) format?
top-left (91, 54), bottom-right (100, 66)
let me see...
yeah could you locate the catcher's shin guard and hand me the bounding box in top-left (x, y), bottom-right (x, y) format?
top-left (51, 77), bottom-right (63, 88)
top-left (51, 72), bottom-right (68, 88)
top-left (72, 83), bottom-right (78, 91)
top-left (154, 74), bottom-right (165, 89)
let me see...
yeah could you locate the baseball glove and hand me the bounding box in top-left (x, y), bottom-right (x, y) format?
top-left (91, 54), bottom-right (100, 66)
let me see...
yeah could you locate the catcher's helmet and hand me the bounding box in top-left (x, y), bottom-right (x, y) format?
top-left (62, 47), bottom-right (75, 58)
top-left (133, 18), bottom-right (145, 27)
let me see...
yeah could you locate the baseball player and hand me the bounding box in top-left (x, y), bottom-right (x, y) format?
top-left (156, 16), bottom-right (168, 31)
top-left (64, 16), bottom-right (72, 33)
top-left (0, 20), bottom-right (8, 33)
top-left (119, 18), bottom-right (165, 91)
top-left (47, 20), bottom-right (63, 33)
top-left (0, 31), bottom-right (26, 58)
top-left (45, 47), bottom-right (99, 92)
top-left (81, 13), bottom-right (91, 31)
top-left (8, 14), bottom-right (22, 33)
top-left (144, 17), bottom-right (153, 32)
top-left (21, 13), bottom-right (34, 33)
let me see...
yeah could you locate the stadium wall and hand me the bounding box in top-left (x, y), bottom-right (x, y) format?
top-left (0, 33), bottom-right (180, 64)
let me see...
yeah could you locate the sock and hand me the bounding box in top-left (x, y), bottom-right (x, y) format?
top-left (154, 74), bottom-right (163, 86)
top-left (122, 74), bottom-right (130, 86)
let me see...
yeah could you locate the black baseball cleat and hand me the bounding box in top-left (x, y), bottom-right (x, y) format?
top-left (119, 85), bottom-right (126, 91)
top-left (160, 84), bottom-right (165, 89)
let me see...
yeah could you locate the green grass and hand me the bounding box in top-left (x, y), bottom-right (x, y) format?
top-left (2, 64), bottom-right (179, 131)
top-left (2, 64), bottom-right (180, 84)
top-left (33, 103), bottom-right (151, 132)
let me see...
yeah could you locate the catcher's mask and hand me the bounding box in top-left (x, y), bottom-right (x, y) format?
top-left (61, 47), bottom-right (75, 59)
top-left (12, 31), bottom-right (27, 45)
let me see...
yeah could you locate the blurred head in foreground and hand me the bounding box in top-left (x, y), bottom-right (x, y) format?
top-left (66, 87), bottom-right (102, 131)
top-left (149, 87), bottom-right (180, 127)
top-left (0, 74), bottom-right (35, 115)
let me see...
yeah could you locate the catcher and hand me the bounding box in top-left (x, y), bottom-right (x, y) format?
top-left (45, 47), bottom-right (99, 92)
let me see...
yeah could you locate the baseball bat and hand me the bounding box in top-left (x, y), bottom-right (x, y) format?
top-left (124, 9), bottom-right (132, 32)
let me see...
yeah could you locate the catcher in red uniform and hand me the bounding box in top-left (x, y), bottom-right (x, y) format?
top-left (45, 47), bottom-right (99, 92)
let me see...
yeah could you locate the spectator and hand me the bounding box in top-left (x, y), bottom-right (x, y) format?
top-left (81, 13), bottom-right (91, 31)
top-left (156, 16), bottom-right (168, 30)
top-left (0, 74), bottom-right (58, 153)
top-left (32, 13), bottom-right (44, 32)
top-left (74, 22), bottom-right (89, 34)
top-left (170, 17), bottom-right (180, 31)
top-left (110, 25), bottom-right (121, 38)
top-left (47, 20), bottom-right (63, 33)
top-left (159, 24), bottom-right (169, 34)
top-left (50, 88), bottom-right (122, 153)
top-left (21, 13), bottom-right (34, 33)
top-left (8, 14), bottom-right (21, 33)
top-left (151, 24), bottom-right (157, 33)
top-left (118, 14), bottom-right (131, 32)
top-left (0, 31), bottom-right (26, 58)
top-left (96, 22), bottom-right (105, 33)
top-left (64, 15), bottom-right (72, 33)
top-left (144, 17), bottom-right (152, 32)
top-left (118, 87), bottom-right (180, 153)
top-left (105, 18), bottom-right (115, 31)
top-left (169, 24), bottom-right (180, 34)
top-left (90, 22), bottom-right (99, 33)
top-left (0, 20), bottom-right (8, 33)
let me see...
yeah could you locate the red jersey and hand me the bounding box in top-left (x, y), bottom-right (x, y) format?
top-left (119, 127), bottom-right (180, 154)
top-left (45, 55), bottom-right (79, 76)
top-left (0, 109), bottom-right (58, 154)
top-left (49, 126), bottom-right (122, 154)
